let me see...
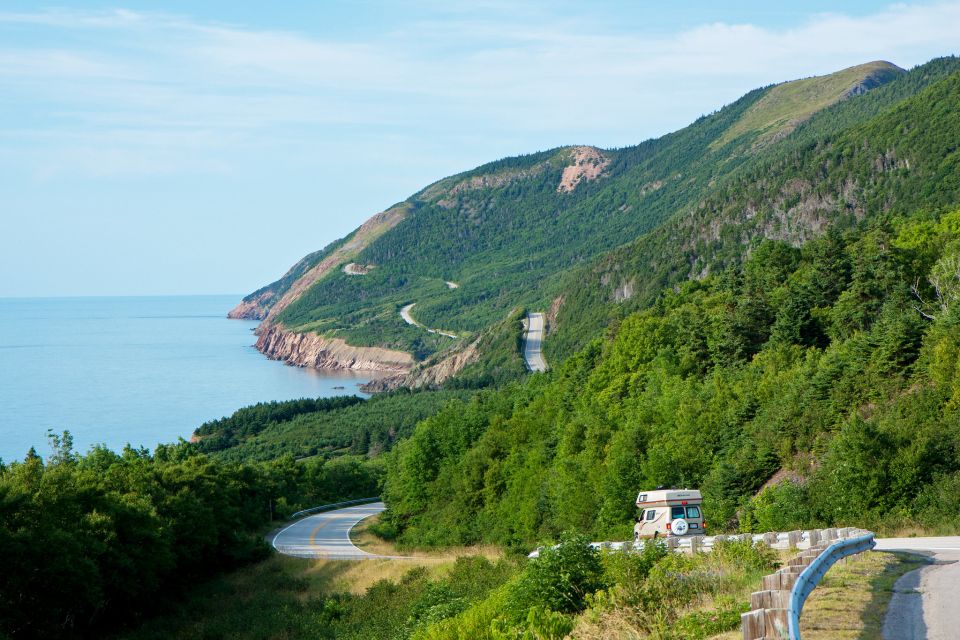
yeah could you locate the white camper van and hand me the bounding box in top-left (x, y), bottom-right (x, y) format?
top-left (634, 489), bottom-right (706, 540)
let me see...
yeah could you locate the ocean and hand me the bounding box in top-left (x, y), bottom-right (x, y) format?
top-left (0, 295), bottom-right (375, 462)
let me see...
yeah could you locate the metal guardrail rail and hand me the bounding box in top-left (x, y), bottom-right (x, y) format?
top-left (288, 497), bottom-right (380, 520)
top-left (740, 528), bottom-right (875, 640)
top-left (785, 531), bottom-right (876, 639)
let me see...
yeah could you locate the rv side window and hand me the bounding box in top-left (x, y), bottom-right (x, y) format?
top-left (671, 506), bottom-right (686, 519)
top-left (686, 506), bottom-right (701, 519)
top-left (646, 510), bottom-right (657, 521)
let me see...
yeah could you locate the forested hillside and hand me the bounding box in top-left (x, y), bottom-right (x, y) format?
top-left (548, 56), bottom-right (960, 360)
top-left (232, 60), bottom-right (958, 382)
top-left (381, 207), bottom-right (960, 548)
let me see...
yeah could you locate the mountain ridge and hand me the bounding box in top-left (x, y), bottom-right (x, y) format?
top-left (229, 58), bottom-right (953, 385)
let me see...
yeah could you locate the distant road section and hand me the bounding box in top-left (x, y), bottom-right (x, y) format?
top-left (878, 536), bottom-right (960, 639)
top-left (400, 303), bottom-right (457, 338)
top-left (523, 312), bottom-right (548, 372)
top-left (272, 502), bottom-right (389, 559)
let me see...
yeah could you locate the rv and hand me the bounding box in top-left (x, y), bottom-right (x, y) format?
top-left (634, 489), bottom-right (706, 540)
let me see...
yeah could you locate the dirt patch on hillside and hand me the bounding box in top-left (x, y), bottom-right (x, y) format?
top-left (557, 146), bottom-right (610, 193)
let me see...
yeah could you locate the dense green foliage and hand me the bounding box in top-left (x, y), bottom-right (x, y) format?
top-left (382, 207), bottom-right (960, 548)
top-left (0, 435), bottom-right (380, 638)
top-left (195, 390), bottom-right (473, 462)
top-left (194, 396), bottom-right (365, 451)
top-left (117, 554), bottom-right (522, 640)
top-left (550, 57), bottom-right (960, 361)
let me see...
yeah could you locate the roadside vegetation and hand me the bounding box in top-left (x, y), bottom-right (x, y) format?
top-left (111, 535), bottom-right (777, 640)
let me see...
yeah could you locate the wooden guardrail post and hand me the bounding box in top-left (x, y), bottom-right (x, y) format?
top-left (741, 608), bottom-right (789, 640)
top-left (742, 609), bottom-right (765, 640)
top-left (690, 535), bottom-right (704, 553)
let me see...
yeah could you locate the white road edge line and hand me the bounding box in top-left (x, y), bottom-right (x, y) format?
top-left (271, 516), bottom-right (311, 551)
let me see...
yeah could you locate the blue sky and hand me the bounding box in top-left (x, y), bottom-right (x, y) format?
top-left (2, 1), bottom-right (958, 297)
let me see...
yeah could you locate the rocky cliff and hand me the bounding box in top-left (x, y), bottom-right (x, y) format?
top-left (361, 338), bottom-right (481, 392)
top-left (255, 323), bottom-right (414, 373)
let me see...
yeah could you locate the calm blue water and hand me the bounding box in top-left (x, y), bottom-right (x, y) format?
top-left (0, 296), bottom-right (375, 462)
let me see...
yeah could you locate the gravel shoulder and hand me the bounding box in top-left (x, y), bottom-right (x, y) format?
top-left (878, 537), bottom-right (960, 639)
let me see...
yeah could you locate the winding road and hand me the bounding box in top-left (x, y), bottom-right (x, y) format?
top-left (523, 312), bottom-right (548, 372)
top-left (271, 502), bottom-right (391, 559)
top-left (400, 303), bottom-right (458, 339)
top-left (877, 537), bottom-right (960, 639)
top-left (269, 502), bottom-right (960, 637)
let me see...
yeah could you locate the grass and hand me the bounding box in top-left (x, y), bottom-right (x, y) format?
top-left (799, 550), bottom-right (928, 640)
top-left (712, 61), bottom-right (903, 149)
top-left (350, 515), bottom-right (503, 562)
top-left (569, 544), bottom-right (787, 640)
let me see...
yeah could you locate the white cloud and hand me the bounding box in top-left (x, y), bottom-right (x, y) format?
top-left (0, 2), bottom-right (958, 177)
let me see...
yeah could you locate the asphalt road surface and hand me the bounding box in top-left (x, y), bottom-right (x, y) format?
top-left (272, 502), bottom-right (389, 559)
top-left (523, 312), bottom-right (547, 372)
top-left (876, 537), bottom-right (960, 639)
top-left (400, 303), bottom-right (457, 338)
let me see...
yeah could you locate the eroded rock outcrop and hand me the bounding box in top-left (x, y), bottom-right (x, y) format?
top-left (227, 291), bottom-right (274, 320)
top-left (256, 323), bottom-right (414, 373)
top-left (557, 146), bottom-right (610, 193)
top-left (361, 339), bottom-right (481, 392)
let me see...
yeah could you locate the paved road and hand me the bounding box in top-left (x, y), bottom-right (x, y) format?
top-left (523, 312), bottom-right (548, 372)
top-left (272, 502), bottom-right (390, 559)
top-left (877, 537), bottom-right (960, 639)
top-left (400, 303), bottom-right (457, 339)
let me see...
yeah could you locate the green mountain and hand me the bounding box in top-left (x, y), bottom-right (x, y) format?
top-left (381, 203), bottom-right (960, 548)
top-left (231, 58), bottom-right (960, 390)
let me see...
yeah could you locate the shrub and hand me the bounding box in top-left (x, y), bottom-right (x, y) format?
top-left (508, 533), bottom-right (607, 615)
top-left (710, 539), bottom-right (779, 572)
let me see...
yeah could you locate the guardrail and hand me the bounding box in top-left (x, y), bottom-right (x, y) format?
top-left (527, 526), bottom-right (876, 640)
top-left (785, 530), bottom-right (876, 639)
top-left (741, 528), bottom-right (875, 640)
top-left (288, 497), bottom-right (380, 520)
top-left (528, 528), bottom-right (861, 559)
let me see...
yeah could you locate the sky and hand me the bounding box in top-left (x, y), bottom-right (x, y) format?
top-left (2, 1), bottom-right (958, 297)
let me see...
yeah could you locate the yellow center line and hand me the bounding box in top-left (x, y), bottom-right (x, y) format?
top-left (309, 519), bottom-right (333, 547)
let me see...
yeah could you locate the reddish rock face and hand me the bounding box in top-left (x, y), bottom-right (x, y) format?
top-left (557, 146), bottom-right (610, 193)
top-left (255, 323), bottom-right (414, 373)
top-left (227, 295), bottom-right (270, 320)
